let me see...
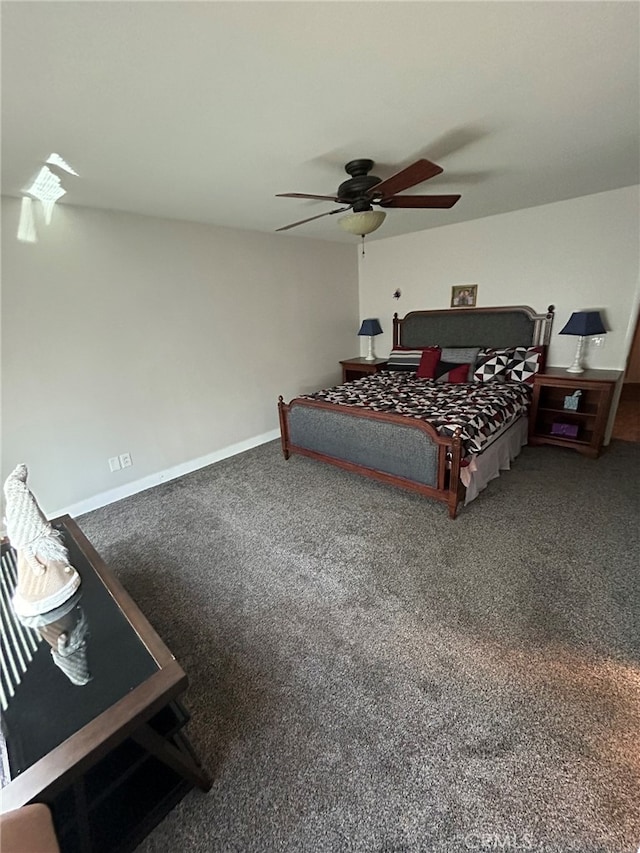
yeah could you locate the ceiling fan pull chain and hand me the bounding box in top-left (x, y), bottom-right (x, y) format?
top-left (361, 234), bottom-right (365, 256)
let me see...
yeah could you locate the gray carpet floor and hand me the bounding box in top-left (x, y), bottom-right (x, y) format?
top-left (78, 439), bottom-right (640, 853)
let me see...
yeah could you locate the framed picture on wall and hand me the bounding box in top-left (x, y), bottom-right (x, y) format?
top-left (451, 284), bottom-right (478, 308)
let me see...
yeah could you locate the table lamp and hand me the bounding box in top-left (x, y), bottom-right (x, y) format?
top-left (559, 310), bottom-right (606, 373)
top-left (358, 318), bottom-right (383, 361)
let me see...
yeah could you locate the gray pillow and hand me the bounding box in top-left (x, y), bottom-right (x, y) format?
top-left (440, 347), bottom-right (481, 381)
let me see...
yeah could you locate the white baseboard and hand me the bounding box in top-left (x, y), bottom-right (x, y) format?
top-left (53, 429), bottom-right (280, 519)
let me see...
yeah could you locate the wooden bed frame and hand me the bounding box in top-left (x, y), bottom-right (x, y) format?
top-left (278, 305), bottom-right (555, 519)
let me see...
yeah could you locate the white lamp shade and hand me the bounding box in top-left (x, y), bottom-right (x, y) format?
top-left (338, 210), bottom-right (386, 236)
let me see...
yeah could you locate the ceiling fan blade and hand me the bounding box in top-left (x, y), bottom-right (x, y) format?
top-left (379, 194), bottom-right (461, 209)
top-left (370, 159), bottom-right (444, 199)
top-left (276, 207), bottom-right (351, 232)
top-left (276, 193), bottom-right (340, 202)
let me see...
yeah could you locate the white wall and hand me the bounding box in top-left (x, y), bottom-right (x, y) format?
top-left (358, 187), bottom-right (640, 370)
top-left (1, 198), bottom-right (359, 514)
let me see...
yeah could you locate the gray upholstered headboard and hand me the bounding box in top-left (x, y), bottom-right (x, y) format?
top-left (394, 305), bottom-right (555, 350)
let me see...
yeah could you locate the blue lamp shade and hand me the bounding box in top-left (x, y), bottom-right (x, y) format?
top-left (358, 318), bottom-right (383, 337)
top-left (559, 311), bottom-right (606, 337)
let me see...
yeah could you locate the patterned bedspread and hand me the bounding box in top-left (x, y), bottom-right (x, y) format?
top-left (299, 372), bottom-right (531, 457)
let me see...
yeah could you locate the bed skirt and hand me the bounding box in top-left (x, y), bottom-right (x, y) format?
top-left (462, 416), bottom-right (529, 505)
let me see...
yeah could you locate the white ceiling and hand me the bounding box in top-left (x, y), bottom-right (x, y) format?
top-left (2, 1), bottom-right (639, 244)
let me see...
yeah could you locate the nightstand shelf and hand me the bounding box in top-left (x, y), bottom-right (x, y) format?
top-left (529, 368), bottom-right (621, 458)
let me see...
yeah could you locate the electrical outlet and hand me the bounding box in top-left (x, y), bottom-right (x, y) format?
top-left (108, 456), bottom-right (121, 473)
top-left (119, 452), bottom-right (132, 469)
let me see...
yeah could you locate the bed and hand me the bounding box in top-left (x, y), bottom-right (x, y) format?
top-left (278, 305), bottom-right (555, 518)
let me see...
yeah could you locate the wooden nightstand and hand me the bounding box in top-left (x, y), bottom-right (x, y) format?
top-left (529, 367), bottom-right (622, 458)
top-left (339, 357), bottom-right (388, 383)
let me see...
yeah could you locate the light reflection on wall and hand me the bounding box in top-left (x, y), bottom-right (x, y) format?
top-left (17, 153), bottom-right (79, 243)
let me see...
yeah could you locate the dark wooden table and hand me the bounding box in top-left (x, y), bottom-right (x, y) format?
top-left (0, 515), bottom-right (210, 852)
top-left (339, 356), bottom-right (388, 383)
top-left (529, 367), bottom-right (622, 458)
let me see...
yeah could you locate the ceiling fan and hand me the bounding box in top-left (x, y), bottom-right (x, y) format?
top-left (275, 157), bottom-right (461, 236)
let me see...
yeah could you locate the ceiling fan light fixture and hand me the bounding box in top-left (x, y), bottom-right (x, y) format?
top-left (338, 210), bottom-right (386, 236)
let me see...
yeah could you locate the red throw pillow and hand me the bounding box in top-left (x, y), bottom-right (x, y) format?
top-left (435, 361), bottom-right (470, 383)
top-left (416, 347), bottom-right (442, 379)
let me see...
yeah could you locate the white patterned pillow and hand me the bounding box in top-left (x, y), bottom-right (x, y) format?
top-left (473, 348), bottom-right (515, 382)
top-left (507, 346), bottom-right (544, 384)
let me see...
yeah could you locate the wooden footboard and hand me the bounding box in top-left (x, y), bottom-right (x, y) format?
top-left (278, 396), bottom-right (464, 518)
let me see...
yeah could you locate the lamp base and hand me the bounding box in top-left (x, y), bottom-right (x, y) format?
top-left (364, 336), bottom-right (376, 361)
top-left (566, 336), bottom-right (585, 374)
